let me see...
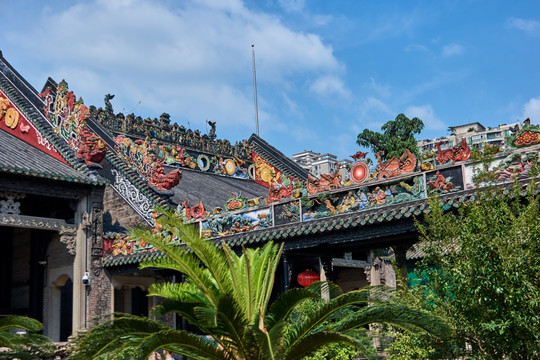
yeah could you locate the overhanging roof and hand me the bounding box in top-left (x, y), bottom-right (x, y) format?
top-left (0, 129), bottom-right (99, 184)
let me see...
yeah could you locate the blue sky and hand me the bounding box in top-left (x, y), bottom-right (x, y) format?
top-left (2, 0), bottom-right (539, 160)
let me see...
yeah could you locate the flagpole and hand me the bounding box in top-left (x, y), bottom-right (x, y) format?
top-left (251, 44), bottom-right (259, 136)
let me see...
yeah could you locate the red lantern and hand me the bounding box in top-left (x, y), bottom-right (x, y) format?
top-left (297, 269), bottom-right (320, 287)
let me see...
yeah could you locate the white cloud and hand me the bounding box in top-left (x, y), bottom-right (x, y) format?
top-left (366, 77), bottom-right (391, 98)
top-left (281, 92), bottom-right (302, 117)
top-left (404, 43), bottom-right (428, 53)
top-left (523, 97), bottom-right (540, 124)
top-left (361, 97), bottom-right (393, 116)
top-left (277, 0), bottom-right (305, 13)
top-left (5, 0), bottom-right (343, 132)
top-left (405, 104), bottom-right (446, 131)
top-left (309, 75), bottom-right (349, 97)
top-left (506, 17), bottom-right (540, 33)
top-left (441, 43), bottom-right (464, 57)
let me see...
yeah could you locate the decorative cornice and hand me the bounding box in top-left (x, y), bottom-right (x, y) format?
top-left (59, 225), bottom-right (77, 255)
top-left (111, 169), bottom-right (155, 226)
top-left (0, 213), bottom-right (77, 254)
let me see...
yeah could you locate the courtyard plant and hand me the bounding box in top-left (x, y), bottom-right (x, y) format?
top-left (69, 207), bottom-right (452, 360)
top-left (0, 315), bottom-right (55, 360)
top-left (386, 163), bottom-right (540, 359)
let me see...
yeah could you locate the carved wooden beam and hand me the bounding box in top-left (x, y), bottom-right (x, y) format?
top-left (0, 213), bottom-right (77, 255)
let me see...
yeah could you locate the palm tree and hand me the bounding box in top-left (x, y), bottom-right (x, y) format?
top-left (69, 208), bottom-right (452, 360)
top-left (0, 315), bottom-right (55, 360)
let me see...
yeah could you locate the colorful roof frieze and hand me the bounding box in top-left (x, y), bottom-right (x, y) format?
top-left (373, 148), bottom-right (418, 179)
top-left (113, 134), bottom-right (251, 190)
top-left (103, 147), bottom-right (173, 224)
top-left (248, 134), bottom-right (310, 181)
top-left (433, 138), bottom-right (471, 165)
top-left (506, 121), bottom-right (540, 149)
top-left (0, 91), bottom-right (68, 165)
top-left (0, 54), bottom-right (106, 185)
top-left (102, 188), bottom-right (473, 267)
top-left (101, 136), bottom-right (540, 267)
top-left (39, 80), bottom-right (108, 169)
top-left (91, 96), bottom-right (252, 162)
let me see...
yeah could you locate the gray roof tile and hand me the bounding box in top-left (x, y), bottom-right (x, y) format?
top-left (0, 129), bottom-right (98, 184)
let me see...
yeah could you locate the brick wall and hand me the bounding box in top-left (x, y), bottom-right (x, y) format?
top-left (103, 186), bottom-right (148, 229)
top-left (87, 269), bottom-right (113, 321)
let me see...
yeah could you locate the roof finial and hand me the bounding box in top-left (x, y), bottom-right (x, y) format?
top-left (252, 44), bottom-right (259, 136)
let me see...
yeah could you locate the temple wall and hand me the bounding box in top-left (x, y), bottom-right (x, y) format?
top-left (103, 186), bottom-right (147, 229)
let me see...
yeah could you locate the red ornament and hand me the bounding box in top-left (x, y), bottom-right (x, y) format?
top-left (297, 270), bottom-right (320, 287)
top-left (103, 237), bottom-right (114, 254)
top-left (350, 162), bottom-right (370, 184)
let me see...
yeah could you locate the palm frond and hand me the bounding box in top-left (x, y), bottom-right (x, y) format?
top-left (154, 207), bottom-right (235, 297)
top-left (252, 242), bottom-right (283, 320)
top-left (284, 287), bottom-right (396, 349)
top-left (136, 237), bottom-right (221, 306)
top-left (213, 293), bottom-right (251, 359)
top-left (282, 331), bottom-right (362, 360)
top-left (130, 329), bottom-right (228, 360)
top-left (333, 303), bottom-right (453, 339)
top-left (265, 281), bottom-right (342, 328)
top-left (222, 242), bottom-right (251, 322)
top-left (0, 316), bottom-right (43, 332)
top-left (148, 281), bottom-right (205, 303)
top-left (252, 317), bottom-right (286, 360)
top-left (0, 316), bottom-right (55, 359)
top-left (69, 314), bottom-right (170, 359)
top-left (151, 299), bottom-right (200, 327)
top-left (265, 288), bottom-right (320, 330)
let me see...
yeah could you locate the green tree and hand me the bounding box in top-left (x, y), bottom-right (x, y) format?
top-left (389, 172), bottom-right (540, 359)
top-left (70, 208), bottom-right (452, 360)
top-left (356, 114), bottom-right (424, 161)
top-left (0, 316), bottom-right (55, 360)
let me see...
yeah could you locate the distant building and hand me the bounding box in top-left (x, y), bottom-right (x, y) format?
top-left (291, 150), bottom-right (352, 177)
top-left (418, 121), bottom-right (522, 153)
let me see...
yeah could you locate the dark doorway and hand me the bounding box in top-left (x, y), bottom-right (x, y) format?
top-left (59, 278), bottom-right (73, 341)
top-left (131, 287), bottom-right (148, 317)
top-left (0, 227), bottom-right (13, 314)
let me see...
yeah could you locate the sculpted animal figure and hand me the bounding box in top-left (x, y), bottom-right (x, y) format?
top-left (435, 138), bottom-right (471, 165)
top-left (452, 138), bottom-right (471, 162)
top-left (374, 149), bottom-right (417, 179)
top-left (181, 200), bottom-right (205, 220)
top-left (268, 182), bottom-right (293, 203)
top-left (149, 160), bottom-right (181, 191)
top-left (350, 151), bottom-right (368, 161)
top-left (306, 164), bottom-right (342, 194)
top-left (75, 127), bottom-right (107, 166)
top-left (434, 142), bottom-right (454, 165)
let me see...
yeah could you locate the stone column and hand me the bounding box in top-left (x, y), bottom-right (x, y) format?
top-left (72, 197), bottom-right (88, 332)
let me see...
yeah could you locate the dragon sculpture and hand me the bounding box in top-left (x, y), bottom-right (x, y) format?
top-left (75, 127), bottom-right (107, 166)
top-left (374, 149), bottom-right (417, 179)
top-left (148, 160), bottom-right (181, 191)
top-left (181, 200), bottom-right (205, 220)
top-left (434, 138), bottom-right (471, 165)
top-left (307, 164), bottom-right (343, 194)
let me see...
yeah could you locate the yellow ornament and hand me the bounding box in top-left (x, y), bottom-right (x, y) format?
top-left (224, 159), bottom-right (236, 175)
top-left (5, 108), bottom-right (19, 129)
top-left (0, 98), bottom-right (9, 116)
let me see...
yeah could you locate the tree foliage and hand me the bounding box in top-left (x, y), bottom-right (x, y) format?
top-left (0, 316), bottom-right (55, 360)
top-left (356, 113), bottom-right (424, 161)
top-left (388, 167), bottom-right (540, 359)
top-left (69, 208), bottom-right (452, 360)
